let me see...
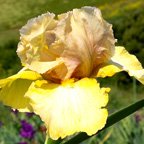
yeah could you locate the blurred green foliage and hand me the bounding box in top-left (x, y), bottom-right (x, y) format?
top-left (0, 104), bottom-right (45, 144)
top-left (0, 40), bottom-right (21, 78)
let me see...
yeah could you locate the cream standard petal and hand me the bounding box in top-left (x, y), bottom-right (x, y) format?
top-left (0, 70), bottom-right (42, 112)
top-left (26, 78), bottom-right (110, 140)
top-left (17, 12), bottom-right (57, 63)
top-left (97, 46), bottom-right (144, 84)
top-left (56, 6), bottom-right (115, 79)
top-left (28, 58), bottom-right (63, 74)
top-left (17, 7), bottom-right (115, 80)
top-left (17, 12), bottom-right (64, 74)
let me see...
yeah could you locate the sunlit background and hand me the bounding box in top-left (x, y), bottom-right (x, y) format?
top-left (0, 0), bottom-right (144, 144)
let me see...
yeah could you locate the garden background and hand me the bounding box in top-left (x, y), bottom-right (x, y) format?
top-left (0, 0), bottom-right (144, 144)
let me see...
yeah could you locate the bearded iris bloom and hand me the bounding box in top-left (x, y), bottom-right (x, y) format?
top-left (0, 6), bottom-right (144, 140)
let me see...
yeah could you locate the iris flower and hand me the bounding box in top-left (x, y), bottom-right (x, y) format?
top-left (0, 6), bottom-right (144, 140)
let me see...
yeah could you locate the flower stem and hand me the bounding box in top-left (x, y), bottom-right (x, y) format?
top-left (133, 77), bottom-right (137, 102)
top-left (45, 136), bottom-right (48, 144)
top-left (61, 99), bottom-right (144, 144)
top-left (45, 136), bottom-right (62, 144)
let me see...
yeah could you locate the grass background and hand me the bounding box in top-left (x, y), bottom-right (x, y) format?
top-left (0, 0), bottom-right (144, 143)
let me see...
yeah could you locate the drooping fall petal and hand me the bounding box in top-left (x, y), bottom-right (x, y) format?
top-left (25, 78), bottom-right (110, 140)
top-left (0, 70), bottom-right (42, 112)
top-left (96, 46), bottom-right (144, 84)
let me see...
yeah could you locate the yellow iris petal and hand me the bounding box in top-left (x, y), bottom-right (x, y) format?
top-left (96, 64), bottom-right (121, 78)
top-left (111, 46), bottom-right (143, 70)
top-left (25, 78), bottom-right (110, 140)
top-left (0, 69), bottom-right (42, 112)
top-left (97, 46), bottom-right (144, 84)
